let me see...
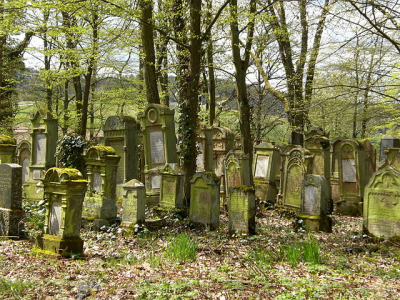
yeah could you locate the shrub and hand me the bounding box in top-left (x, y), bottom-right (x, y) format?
top-left (56, 135), bottom-right (89, 173)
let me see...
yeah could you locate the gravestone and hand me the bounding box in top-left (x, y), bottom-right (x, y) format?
top-left (121, 179), bottom-right (145, 227)
top-left (139, 104), bottom-right (178, 206)
top-left (212, 122), bottom-right (235, 199)
top-left (0, 164), bottom-right (23, 237)
top-left (379, 148), bottom-right (400, 171)
top-left (337, 139), bottom-right (371, 216)
top-left (190, 173), bottom-right (220, 230)
top-left (279, 147), bottom-right (314, 211)
top-left (379, 136), bottom-right (400, 162)
top-left (330, 137), bottom-right (346, 205)
top-left (228, 186), bottom-right (255, 235)
top-left (160, 163), bottom-right (184, 208)
top-left (196, 125), bottom-right (213, 172)
top-left (103, 115), bottom-right (140, 199)
top-left (17, 140), bottom-right (31, 184)
top-left (304, 128), bottom-right (331, 179)
top-left (83, 146), bottom-right (120, 229)
top-left (24, 110), bottom-right (58, 201)
top-left (253, 142), bottom-right (279, 204)
top-left (36, 168), bottom-right (87, 256)
top-left (364, 166), bottom-right (400, 238)
top-left (297, 175), bottom-right (332, 232)
top-left (0, 135), bottom-right (16, 164)
top-left (224, 150), bottom-right (251, 206)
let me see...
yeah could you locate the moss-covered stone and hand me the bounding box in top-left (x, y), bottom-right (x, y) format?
top-left (0, 135), bottom-right (16, 145)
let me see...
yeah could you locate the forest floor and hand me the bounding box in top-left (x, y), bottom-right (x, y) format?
top-left (1, 206), bottom-right (400, 299)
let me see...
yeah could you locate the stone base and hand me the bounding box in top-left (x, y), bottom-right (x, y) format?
top-left (335, 199), bottom-right (363, 216)
top-left (146, 193), bottom-right (160, 208)
top-left (297, 215), bottom-right (332, 233)
top-left (37, 234), bottom-right (84, 256)
top-left (23, 182), bottom-right (44, 201)
top-left (0, 208), bottom-right (23, 237)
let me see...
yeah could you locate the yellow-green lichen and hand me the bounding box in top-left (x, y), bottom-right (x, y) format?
top-left (204, 172), bottom-right (220, 183)
top-left (0, 135), bottom-right (16, 145)
top-left (233, 185), bottom-right (255, 193)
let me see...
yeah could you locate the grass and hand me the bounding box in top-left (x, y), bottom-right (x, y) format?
top-left (0, 277), bottom-right (31, 299)
top-left (164, 232), bottom-right (197, 263)
top-left (279, 237), bottom-right (322, 266)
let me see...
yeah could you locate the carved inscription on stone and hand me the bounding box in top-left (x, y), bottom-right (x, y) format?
top-left (22, 158), bottom-right (30, 184)
top-left (149, 131), bottom-right (165, 165)
top-left (0, 168), bottom-right (11, 208)
top-left (49, 201), bottom-right (62, 236)
top-left (304, 185), bottom-right (318, 215)
top-left (35, 133), bottom-right (46, 164)
top-left (92, 172), bottom-right (102, 193)
top-left (254, 155), bottom-right (269, 178)
top-left (151, 175), bottom-right (161, 189)
top-left (342, 159), bottom-right (357, 183)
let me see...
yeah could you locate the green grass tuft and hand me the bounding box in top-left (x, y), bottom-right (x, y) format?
top-left (0, 277), bottom-right (31, 299)
top-left (164, 232), bottom-right (197, 263)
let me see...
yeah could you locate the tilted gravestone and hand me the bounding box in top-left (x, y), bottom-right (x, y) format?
top-left (212, 122), bottom-right (235, 200)
top-left (190, 173), bottom-right (220, 230)
top-left (329, 137), bottom-right (346, 206)
top-left (139, 104), bottom-right (178, 207)
top-left (379, 135), bottom-right (400, 162)
top-left (336, 139), bottom-right (375, 216)
top-left (364, 166), bottom-right (400, 238)
top-left (83, 146), bottom-right (120, 229)
top-left (17, 140), bottom-right (31, 184)
top-left (253, 142), bottom-right (279, 204)
top-left (121, 179), bottom-right (145, 227)
top-left (278, 147), bottom-right (314, 211)
top-left (196, 125), bottom-right (214, 172)
top-left (37, 168), bottom-right (87, 256)
top-left (160, 163), bottom-right (184, 208)
top-left (224, 150), bottom-right (251, 207)
top-left (24, 110), bottom-right (58, 201)
top-left (228, 186), bottom-right (255, 235)
top-left (0, 164), bottom-right (23, 237)
top-left (0, 135), bottom-right (16, 164)
top-left (103, 115), bottom-right (140, 199)
top-left (297, 175), bottom-right (332, 232)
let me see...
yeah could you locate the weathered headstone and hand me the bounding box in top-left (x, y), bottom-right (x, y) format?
top-left (139, 104), bottom-right (178, 206)
top-left (253, 142), bottom-right (279, 204)
top-left (24, 110), bottom-right (58, 201)
top-left (83, 146), bottom-right (120, 229)
top-left (212, 122), bottom-right (235, 199)
top-left (103, 115), bottom-right (140, 199)
top-left (379, 135), bottom-right (400, 162)
top-left (196, 125), bottom-right (213, 172)
top-left (37, 168), bottom-right (87, 256)
top-left (304, 128), bottom-right (331, 179)
top-left (224, 150), bottom-right (251, 206)
top-left (0, 135), bottom-right (16, 164)
top-left (329, 137), bottom-right (346, 206)
top-left (121, 179), bottom-right (145, 227)
top-left (0, 164), bottom-right (23, 237)
top-left (364, 166), bottom-right (400, 238)
top-left (160, 163), bottom-right (184, 208)
top-left (17, 140), bottom-right (31, 184)
top-left (279, 147), bottom-right (314, 211)
top-left (336, 139), bottom-right (372, 216)
top-left (190, 173), bottom-right (220, 230)
top-left (297, 175), bottom-right (332, 232)
top-left (379, 148), bottom-right (400, 171)
top-left (228, 186), bottom-right (255, 235)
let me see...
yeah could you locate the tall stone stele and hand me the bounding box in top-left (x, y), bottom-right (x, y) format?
top-left (24, 110), bottom-right (58, 201)
top-left (224, 150), bottom-right (251, 206)
top-left (304, 128), bottom-right (331, 179)
top-left (17, 140), bottom-right (31, 184)
top-left (190, 173), bottom-right (220, 230)
top-left (297, 175), bottom-right (332, 232)
top-left (329, 137), bottom-right (346, 205)
top-left (37, 168), bottom-right (87, 256)
top-left (103, 115), bottom-right (140, 199)
top-left (138, 104), bottom-right (178, 207)
top-left (0, 135), bottom-right (17, 164)
top-left (253, 142), bottom-right (279, 204)
top-left (364, 166), bottom-right (400, 239)
top-left (196, 125), bottom-right (214, 173)
top-left (82, 146), bottom-right (120, 229)
top-left (278, 147), bottom-right (314, 211)
top-left (336, 139), bottom-right (375, 216)
top-left (121, 179), bottom-right (146, 227)
top-left (0, 164), bottom-right (23, 237)
top-left (228, 186), bottom-right (255, 235)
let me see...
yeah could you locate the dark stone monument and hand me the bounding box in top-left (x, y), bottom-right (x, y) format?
top-left (379, 135), bottom-right (400, 162)
top-left (0, 164), bottom-right (23, 237)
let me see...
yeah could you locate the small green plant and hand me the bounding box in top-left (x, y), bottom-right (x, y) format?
top-left (164, 232), bottom-right (197, 263)
top-left (22, 201), bottom-right (46, 241)
top-left (0, 276), bottom-right (32, 299)
top-left (280, 237), bottom-right (322, 266)
top-left (302, 237), bottom-right (321, 264)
